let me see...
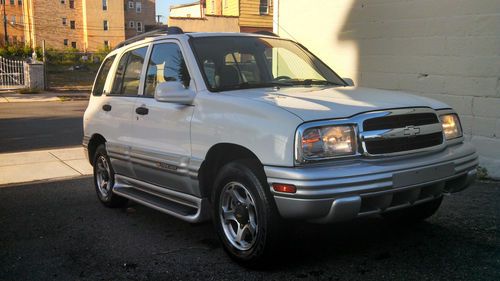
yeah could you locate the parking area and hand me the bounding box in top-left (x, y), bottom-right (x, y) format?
top-left (0, 177), bottom-right (498, 280)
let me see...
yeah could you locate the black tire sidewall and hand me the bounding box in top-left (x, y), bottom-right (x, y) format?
top-left (93, 144), bottom-right (115, 204)
top-left (212, 160), bottom-right (276, 264)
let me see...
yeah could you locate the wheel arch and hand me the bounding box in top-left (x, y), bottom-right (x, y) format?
top-left (87, 134), bottom-right (107, 165)
top-left (198, 143), bottom-right (266, 199)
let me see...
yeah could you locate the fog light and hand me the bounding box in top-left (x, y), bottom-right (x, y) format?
top-left (272, 183), bottom-right (296, 193)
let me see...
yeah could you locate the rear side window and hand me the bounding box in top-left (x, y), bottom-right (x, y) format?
top-left (92, 55), bottom-right (115, 96)
top-left (110, 46), bottom-right (148, 96)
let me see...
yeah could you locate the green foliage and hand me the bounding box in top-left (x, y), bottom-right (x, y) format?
top-left (477, 166), bottom-right (489, 180)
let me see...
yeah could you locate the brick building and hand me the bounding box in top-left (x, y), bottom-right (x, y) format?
top-left (0, 0), bottom-right (157, 51)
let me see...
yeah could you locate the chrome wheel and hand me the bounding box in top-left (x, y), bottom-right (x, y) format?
top-left (96, 155), bottom-right (112, 199)
top-left (219, 182), bottom-right (259, 251)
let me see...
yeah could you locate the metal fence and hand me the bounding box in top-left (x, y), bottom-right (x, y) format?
top-left (0, 56), bottom-right (26, 89)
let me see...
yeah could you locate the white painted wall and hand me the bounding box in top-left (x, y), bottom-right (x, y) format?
top-left (170, 3), bottom-right (203, 18)
top-left (276, 0), bottom-right (500, 179)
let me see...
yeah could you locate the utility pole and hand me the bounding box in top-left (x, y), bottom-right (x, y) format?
top-left (2, 0), bottom-right (7, 45)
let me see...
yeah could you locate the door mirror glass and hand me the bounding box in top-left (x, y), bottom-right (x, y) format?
top-left (155, 81), bottom-right (195, 105)
top-left (343, 77), bottom-right (354, 86)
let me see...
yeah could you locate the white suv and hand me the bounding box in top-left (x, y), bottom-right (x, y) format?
top-left (83, 28), bottom-right (477, 264)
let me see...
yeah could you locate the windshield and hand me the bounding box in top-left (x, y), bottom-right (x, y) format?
top-left (190, 36), bottom-right (346, 92)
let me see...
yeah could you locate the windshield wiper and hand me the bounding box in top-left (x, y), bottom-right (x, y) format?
top-left (291, 79), bottom-right (342, 86)
top-left (212, 81), bottom-right (293, 92)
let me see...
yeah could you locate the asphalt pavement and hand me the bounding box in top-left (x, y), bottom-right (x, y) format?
top-left (0, 101), bottom-right (88, 153)
top-left (0, 178), bottom-right (498, 281)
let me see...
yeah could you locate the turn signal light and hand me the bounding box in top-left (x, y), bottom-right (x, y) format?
top-left (272, 183), bottom-right (297, 193)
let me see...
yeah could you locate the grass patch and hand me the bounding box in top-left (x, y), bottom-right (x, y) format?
top-left (46, 63), bottom-right (99, 89)
top-left (18, 88), bottom-right (41, 94)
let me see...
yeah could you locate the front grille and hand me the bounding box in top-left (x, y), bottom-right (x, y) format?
top-left (363, 113), bottom-right (439, 131)
top-left (364, 132), bottom-right (443, 154)
top-left (362, 111), bottom-right (443, 155)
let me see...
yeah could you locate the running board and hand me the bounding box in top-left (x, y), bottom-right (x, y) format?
top-left (113, 174), bottom-right (210, 223)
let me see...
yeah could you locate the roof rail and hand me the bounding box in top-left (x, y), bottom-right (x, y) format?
top-left (253, 30), bottom-right (279, 37)
top-left (113, 26), bottom-right (184, 50)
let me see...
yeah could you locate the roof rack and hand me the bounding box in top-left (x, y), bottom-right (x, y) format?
top-left (113, 26), bottom-right (184, 50)
top-left (253, 30), bottom-right (279, 37)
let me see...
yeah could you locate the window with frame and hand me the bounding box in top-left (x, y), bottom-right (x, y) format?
top-left (60, 0), bottom-right (65, 4)
top-left (92, 55), bottom-right (115, 96)
top-left (136, 21), bottom-right (142, 32)
top-left (62, 18), bottom-right (67, 25)
top-left (259, 0), bottom-right (269, 15)
top-left (9, 0), bottom-right (14, 5)
top-left (111, 47), bottom-right (148, 96)
top-left (135, 2), bottom-right (142, 13)
top-left (63, 39), bottom-right (68, 46)
top-left (103, 20), bottom-right (108, 31)
top-left (18, 0), bottom-right (21, 5)
top-left (128, 1), bottom-right (134, 8)
top-left (71, 41), bottom-right (76, 48)
top-left (70, 20), bottom-right (75, 29)
top-left (144, 43), bottom-right (191, 97)
top-left (102, 0), bottom-right (107, 10)
top-left (129, 21), bottom-right (134, 28)
top-left (69, 0), bottom-right (74, 9)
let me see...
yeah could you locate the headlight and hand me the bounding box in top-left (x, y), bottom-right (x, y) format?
top-left (300, 125), bottom-right (356, 161)
top-left (440, 114), bottom-right (462, 140)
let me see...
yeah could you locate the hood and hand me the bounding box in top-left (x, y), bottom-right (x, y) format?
top-left (224, 86), bottom-right (450, 121)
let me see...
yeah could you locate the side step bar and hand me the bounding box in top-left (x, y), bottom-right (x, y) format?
top-left (113, 174), bottom-right (210, 223)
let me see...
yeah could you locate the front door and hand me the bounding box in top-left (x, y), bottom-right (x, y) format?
top-left (129, 42), bottom-right (196, 195)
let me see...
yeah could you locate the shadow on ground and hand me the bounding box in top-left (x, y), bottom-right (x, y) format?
top-left (0, 178), bottom-right (498, 280)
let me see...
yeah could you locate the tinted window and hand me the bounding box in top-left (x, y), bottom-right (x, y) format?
top-left (111, 47), bottom-right (148, 96)
top-left (144, 43), bottom-right (190, 97)
top-left (92, 55), bottom-right (115, 96)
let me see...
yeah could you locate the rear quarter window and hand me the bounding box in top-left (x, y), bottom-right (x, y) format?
top-left (92, 55), bottom-right (116, 96)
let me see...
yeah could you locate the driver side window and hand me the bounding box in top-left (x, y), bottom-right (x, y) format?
top-left (144, 43), bottom-right (190, 97)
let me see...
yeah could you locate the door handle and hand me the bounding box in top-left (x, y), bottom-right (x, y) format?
top-left (135, 106), bottom-right (149, 115)
top-left (102, 104), bottom-right (112, 112)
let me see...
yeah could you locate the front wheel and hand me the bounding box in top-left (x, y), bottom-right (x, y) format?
top-left (93, 144), bottom-right (128, 208)
top-left (212, 159), bottom-right (281, 266)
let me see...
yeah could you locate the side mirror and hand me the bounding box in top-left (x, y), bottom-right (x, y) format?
top-left (343, 78), bottom-right (355, 86)
top-left (154, 81), bottom-right (195, 105)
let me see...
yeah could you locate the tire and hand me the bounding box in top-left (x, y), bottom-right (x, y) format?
top-left (211, 159), bottom-right (282, 266)
top-left (93, 144), bottom-right (128, 208)
top-left (382, 196), bottom-right (443, 223)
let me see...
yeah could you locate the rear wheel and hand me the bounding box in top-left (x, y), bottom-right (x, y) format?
top-left (382, 196), bottom-right (443, 223)
top-left (212, 159), bottom-right (281, 266)
top-left (93, 144), bottom-right (128, 208)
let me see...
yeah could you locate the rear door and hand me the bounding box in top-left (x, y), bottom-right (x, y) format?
top-left (129, 41), bottom-right (196, 195)
top-left (102, 46), bottom-right (149, 177)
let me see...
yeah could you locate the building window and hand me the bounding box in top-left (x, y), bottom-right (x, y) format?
top-left (9, 0), bottom-right (14, 5)
top-left (63, 39), bottom-right (68, 46)
top-left (60, 0), bottom-right (65, 4)
top-left (71, 41), bottom-right (76, 49)
top-left (136, 21), bottom-right (142, 32)
top-left (102, 0), bottom-right (107, 10)
top-left (18, 0), bottom-right (21, 5)
top-left (62, 18), bottom-right (67, 25)
top-left (10, 16), bottom-right (15, 24)
top-left (129, 21), bottom-right (134, 28)
top-left (104, 40), bottom-right (109, 48)
top-left (103, 20), bottom-right (108, 31)
top-left (70, 20), bottom-right (75, 29)
top-left (128, 1), bottom-right (133, 9)
top-left (69, 0), bottom-right (74, 9)
top-left (135, 2), bottom-right (141, 13)
top-left (259, 0), bottom-right (269, 15)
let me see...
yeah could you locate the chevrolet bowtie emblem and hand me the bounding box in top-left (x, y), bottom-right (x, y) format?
top-left (404, 125), bottom-right (421, 136)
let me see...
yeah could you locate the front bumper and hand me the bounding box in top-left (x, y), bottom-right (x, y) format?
top-left (265, 142), bottom-right (477, 223)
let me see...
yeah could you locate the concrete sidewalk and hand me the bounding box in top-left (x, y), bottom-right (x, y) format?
top-left (0, 91), bottom-right (89, 103)
top-left (0, 146), bottom-right (92, 186)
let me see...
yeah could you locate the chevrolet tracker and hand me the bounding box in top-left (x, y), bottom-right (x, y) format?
top-left (83, 27), bottom-right (478, 264)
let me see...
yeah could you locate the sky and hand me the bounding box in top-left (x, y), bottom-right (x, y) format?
top-left (156, 0), bottom-right (195, 23)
